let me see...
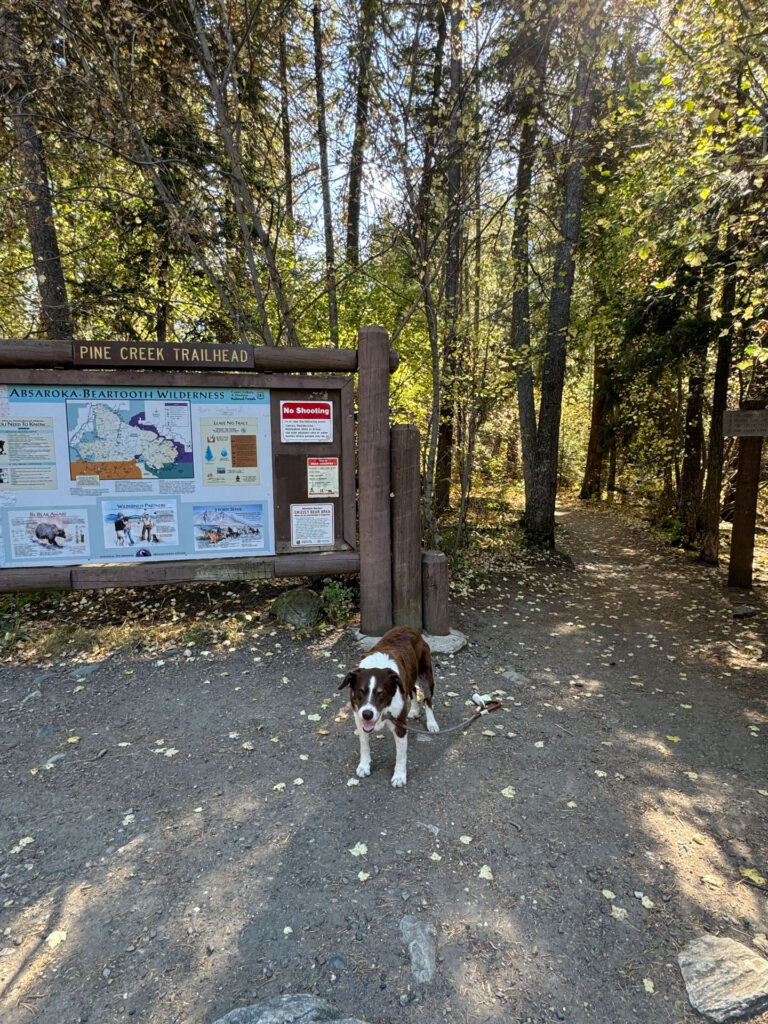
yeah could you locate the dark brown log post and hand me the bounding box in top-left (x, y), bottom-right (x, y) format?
top-left (391, 424), bottom-right (422, 627)
top-left (422, 550), bottom-right (449, 635)
top-left (728, 399), bottom-right (765, 589)
top-left (358, 325), bottom-right (393, 635)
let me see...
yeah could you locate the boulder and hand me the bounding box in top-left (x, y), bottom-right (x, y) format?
top-left (271, 587), bottom-right (322, 627)
top-left (678, 935), bottom-right (768, 1022)
top-left (211, 994), bottom-right (368, 1024)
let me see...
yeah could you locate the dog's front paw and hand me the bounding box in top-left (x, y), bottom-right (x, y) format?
top-left (425, 708), bottom-right (440, 733)
top-left (390, 770), bottom-right (407, 788)
top-left (356, 761), bottom-right (371, 778)
top-left (407, 704), bottom-right (420, 719)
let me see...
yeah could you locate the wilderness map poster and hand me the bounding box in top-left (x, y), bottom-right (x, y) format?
top-left (0, 384), bottom-right (274, 567)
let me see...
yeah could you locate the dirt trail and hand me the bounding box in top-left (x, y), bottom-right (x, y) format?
top-left (1, 503), bottom-right (767, 1024)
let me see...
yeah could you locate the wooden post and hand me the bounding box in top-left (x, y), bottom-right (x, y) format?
top-left (422, 551), bottom-right (449, 635)
top-left (728, 399), bottom-right (765, 588)
top-left (358, 325), bottom-right (393, 635)
top-left (391, 424), bottom-right (422, 628)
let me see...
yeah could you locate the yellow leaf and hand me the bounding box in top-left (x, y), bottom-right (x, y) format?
top-left (481, 730), bottom-right (496, 737)
top-left (478, 865), bottom-right (494, 880)
top-left (67, 736), bottom-right (80, 744)
top-left (702, 874), bottom-right (723, 887)
top-left (429, 852), bottom-right (442, 861)
top-left (317, 729), bottom-right (330, 736)
top-left (740, 866), bottom-right (767, 887)
top-left (610, 905), bottom-right (627, 921)
top-left (691, 833), bottom-right (705, 845)
top-left (241, 741), bottom-right (254, 750)
top-left (293, 778), bottom-right (304, 786)
top-left (643, 978), bottom-right (655, 993)
top-left (685, 772), bottom-right (698, 780)
top-left (357, 871), bottom-right (371, 882)
top-left (666, 735), bottom-right (680, 743)
top-left (9, 837), bottom-right (34, 855)
top-left (73, 685), bottom-right (84, 693)
top-left (273, 782), bottom-right (286, 792)
top-left (641, 895), bottom-right (655, 909)
top-left (459, 835), bottom-right (473, 845)
top-left (45, 930), bottom-right (67, 949)
top-left (349, 842), bottom-right (367, 857)
top-left (602, 889), bottom-right (616, 900)
top-left (501, 786), bottom-right (516, 799)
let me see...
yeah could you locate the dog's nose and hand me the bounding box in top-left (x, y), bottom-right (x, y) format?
top-left (362, 709), bottom-right (374, 721)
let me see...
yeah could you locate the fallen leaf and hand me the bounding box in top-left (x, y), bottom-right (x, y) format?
top-left (346, 778), bottom-right (359, 787)
top-left (566, 801), bottom-right (577, 808)
top-left (685, 772), bottom-right (698, 780)
top-left (283, 926), bottom-right (293, 936)
top-left (67, 736), bottom-right (80, 744)
top-left (610, 905), bottom-right (627, 921)
top-left (117, 742), bottom-right (131, 747)
top-left (666, 735), bottom-right (680, 743)
top-left (163, 748), bottom-right (179, 758)
top-left (429, 852), bottom-right (442, 861)
top-left (45, 930), bottom-right (67, 949)
top-left (594, 770), bottom-right (607, 778)
top-left (641, 895), bottom-right (655, 909)
top-left (9, 837), bottom-right (34, 855)
top-left (758, 789), bottom-right (768, 797)
top-left (478, 865), bottom-right (494, 881)
top-left (702, 874), bottom-right (724, 888)
top-left (307, 714), bottom-right (321, 722)
top-left (534, 740), bottom-right (545, 748)
top-left (122, 813), bottom-right (135, 826)
top-left (73, 685), bottom-right (84, 693)
top-left (740, 866), bottom-right (767, 887)
top-left (501, 787), bottom-right (516, 799)
top-left (643, 978), bottom-right (655, 994)
top-left (229, 731), bottom-right (240, 739)
top-left (241, 741), bottom-right (254, 751)
top-left (459, 835), bottom-right (473, 845)
top-left (293, 778), bottom-right (303, 786)
top-left (481, 730), bottom-right (496, 737)
top-left (317, 729), bottom-right (330, 736)
top-left (299, 754), bottom-right (309, 761)
top-left (357, 871), bottom-right (371, 882)
top-left (349, 842), bottom-right (368, 857)
top-left (602, 889), bottom-right (616, 900)
top-left (273, 782), bottom-right (286, 792)
top-left (691, 833), bottom-right (705, 845)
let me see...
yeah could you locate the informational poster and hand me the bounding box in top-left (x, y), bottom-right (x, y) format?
top-left (280, 401), bottom-right (333, 443)
top-left (307, 457), bottom-right (339, 498)
top-left (0, 417), bottom-right (57, 490)
top-left (199, 416), bottom-right (260, 486)
top-left (193, 503), bottom-right (266, 552)
top-left (290, 503), bottom-right (334, 547)
top-left (0, 385), bottom-right (274, 567)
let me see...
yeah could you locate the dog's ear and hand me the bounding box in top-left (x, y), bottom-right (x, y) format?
top-left (390, 672), bottom-right (404, 695)
top-left (338, 670), bottom-right (357, 691)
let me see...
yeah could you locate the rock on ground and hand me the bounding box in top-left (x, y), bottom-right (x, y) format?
top-left (678, 935), bottom-right (768, 1023)
top-left (271, 587), bottom-right (322, 626)
top-left (399, 914), bottom-right (437, 983)
top-left (211, 993), bottom-right (368, 1024)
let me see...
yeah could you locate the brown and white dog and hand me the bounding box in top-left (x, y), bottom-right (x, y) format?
top-left (339, 626), bottom-right (439, 787)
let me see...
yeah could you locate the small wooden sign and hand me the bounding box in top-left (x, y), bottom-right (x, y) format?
top-left (73, 341), bottom-right (254, 370)
top-left (723, 409), bottom-right (768, 437)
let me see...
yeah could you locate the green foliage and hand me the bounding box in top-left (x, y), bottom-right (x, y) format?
top-left (320, 577), bottom-right (355, 626)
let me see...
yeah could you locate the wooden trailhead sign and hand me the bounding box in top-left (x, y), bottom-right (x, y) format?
top-left (723, 401), bottom-right (766, 589)
top-left (0, 328), bottom-right (450, 638)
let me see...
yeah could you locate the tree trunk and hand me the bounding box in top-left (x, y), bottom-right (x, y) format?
top-left (346, 0), bottom-right (377, 266)
top-left (678, 342), bottom-right (707, 544)
top-left (512, 27), bottom-right (550, 506)
top-left (279, 30), bottom-right (294, 226)
top-left (312, 1), bottom-right (340, 347)
top-left (524, 69), bottom-right (595, 547)
top-left (579, 340), bottom-right (609, 499)
top-left (699, 245), bottom-right (736, 563)
top-left (1, 10), bottom-right (74, 340)
top-left (433, 0), bottom-right (463, 519)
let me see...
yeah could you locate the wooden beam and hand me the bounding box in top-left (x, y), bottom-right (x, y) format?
top-left (422, 551), bottom-right (449, 636)
top-left (391, 424), bottom-right (422, 628)
top-left (0, 339), bottom-right (400, 373)
top-left (357, 325), bottom-right (393, 635)
top-left (0, 368), bottom-right (352, 391)
top-left (0, 552), bottom-right (361, 594)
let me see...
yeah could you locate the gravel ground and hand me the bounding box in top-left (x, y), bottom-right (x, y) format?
top-left (1, 503), bottom-right (767, 1024)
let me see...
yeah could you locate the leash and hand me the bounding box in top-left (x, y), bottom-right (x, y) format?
top-left (387, 693), bottom-right (503, 736)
